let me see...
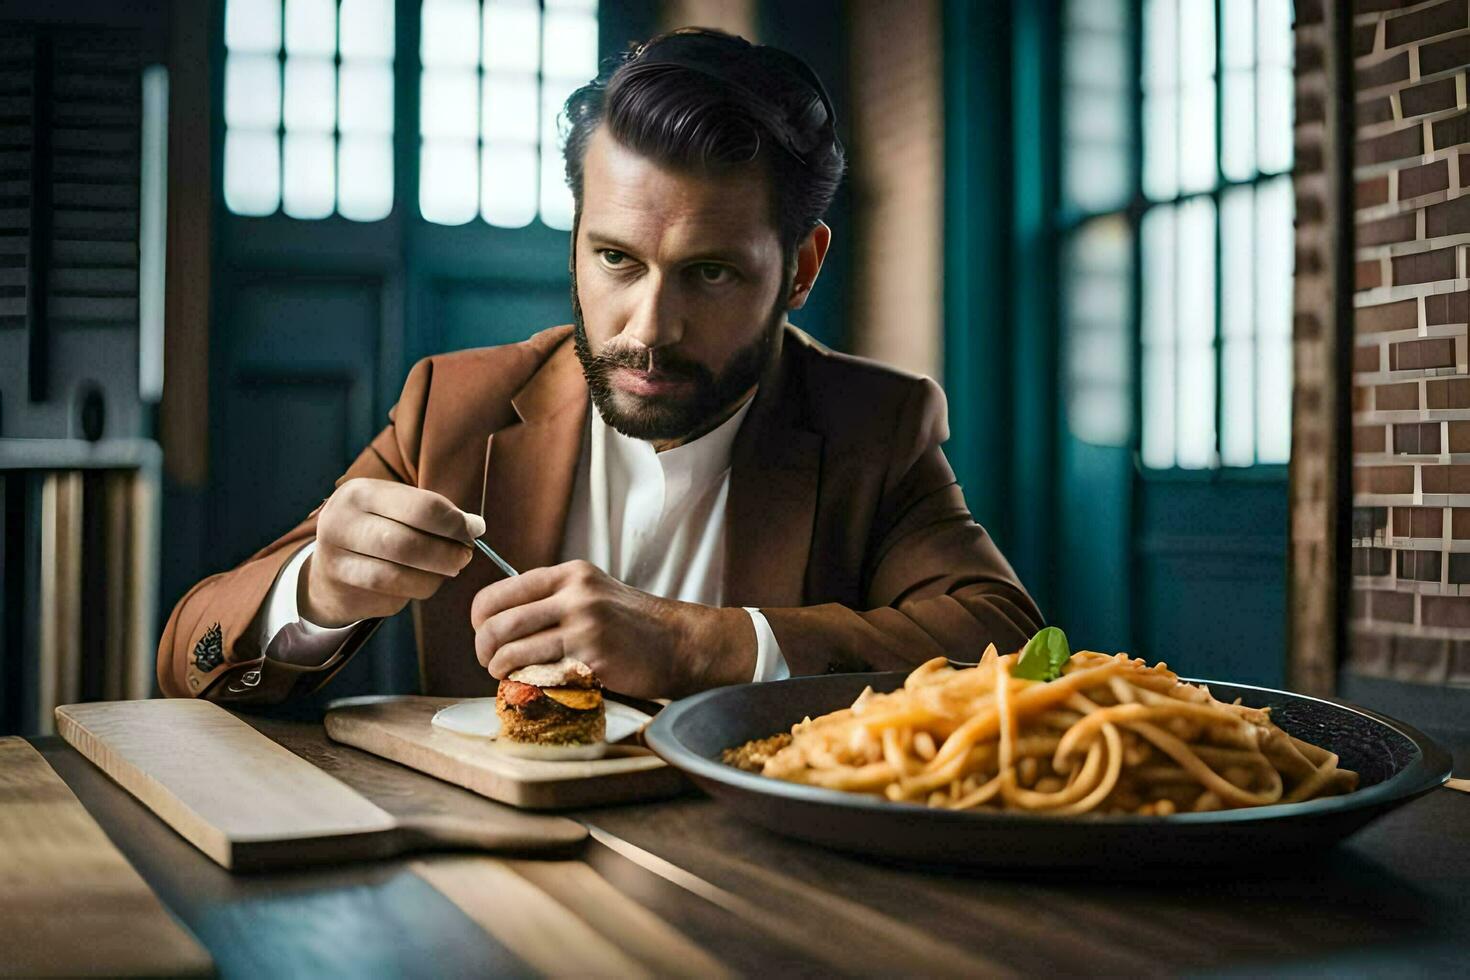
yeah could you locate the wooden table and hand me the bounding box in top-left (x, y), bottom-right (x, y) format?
top-left (26, 698), bottom-right (1469, 978)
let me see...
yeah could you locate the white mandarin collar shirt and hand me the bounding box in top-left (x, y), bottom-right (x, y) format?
top-left (258, 392), bottom-right (790, 684)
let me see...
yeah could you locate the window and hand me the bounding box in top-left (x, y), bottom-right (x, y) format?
top-left (418, 0), bottom-right (598, 229)
top-left (223, 0), bottom-right (396, 221)
top-left (1060, 0), bottom-right (1295, 469)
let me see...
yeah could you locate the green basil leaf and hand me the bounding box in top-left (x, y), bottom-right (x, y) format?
top-left (1012, 627), bottom-right (1071, 682)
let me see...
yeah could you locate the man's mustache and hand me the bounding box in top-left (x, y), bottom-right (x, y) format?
top-left (592, 344), bottom-right (708, 383)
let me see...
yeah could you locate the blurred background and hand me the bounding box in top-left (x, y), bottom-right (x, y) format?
top-left (2, 0), bottom-right (1463, 735)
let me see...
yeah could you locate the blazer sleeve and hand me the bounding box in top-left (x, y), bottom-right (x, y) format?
top-left (758, 377), bottom-right (1045, 676)
top-left (156, 357), bottom-right (436, 703)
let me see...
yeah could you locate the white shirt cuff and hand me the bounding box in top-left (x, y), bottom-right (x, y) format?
top-left (743, 607), bottom-right (790, 683)
top-left (258, 541), bottom-right (362, 666)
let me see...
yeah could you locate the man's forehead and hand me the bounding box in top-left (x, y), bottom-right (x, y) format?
top-left (579, 126), bottom-right (778, 258)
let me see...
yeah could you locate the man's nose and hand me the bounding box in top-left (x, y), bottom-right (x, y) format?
top-left (622, 277), bottom-right (684, 351)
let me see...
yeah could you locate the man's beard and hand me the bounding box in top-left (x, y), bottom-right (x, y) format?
top-left (570, 260), bottom-right (785, 443)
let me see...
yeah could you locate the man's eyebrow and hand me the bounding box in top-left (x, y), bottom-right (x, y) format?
top-left (584, 231), bottom-right (752, 265)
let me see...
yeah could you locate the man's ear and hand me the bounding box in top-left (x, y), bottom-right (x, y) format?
top-left (786, 221), bottom-right (832, 310)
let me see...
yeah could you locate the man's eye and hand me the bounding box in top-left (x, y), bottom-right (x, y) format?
top-left (600, 250), bottom-right (627, 266)
top-left (696, 263), bottom-right (731, 284)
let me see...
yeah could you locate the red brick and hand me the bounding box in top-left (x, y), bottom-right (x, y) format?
top-left (1391, 336), bottom-right (1456, 370)
top-left (1356, 298), bottom-right (1418, 335)
top-left (1358, 212), bottom-right (1417, 246)
top-left (1353, 22), bottom-right (1379, 57)
top-left (1392, 247), bottom-right (1457, 286)
top-left (1371, 589), bottom-right (1415, 623)
top-left (1433, 112), bottom-right (1470, 151)
top-left (1356, 424), bottom-right (1388, 452)
top-left (1427, 377), bottom-right (1470, 408)
top-left (1358, 96), bottom-right (1395, 126)
top-left (1422, 594), bottom-right (1470, 628)
top-left (1425, 290), bottom-right (1469, 325)
top-left (1385, 1), bottom-right (1467, 49)
top-left (1357, 52), bottom-right (1410, 91)
top-left (1421, 33), bottom-right (1470, 76)
top-left (1358, 125), bottom-right (1424, 165)
top-left (1377, 381), bottom-right (1421, 408)
top-left (1401, 76), bottom-right (1460, 118)
top-left (1394, 505), bottom-right (1445, 537)
top-left (1395, 421), bottom-right (1443, 454)
top-left (1356, 176), bottom-right (1390, 209)
top-left (1355, 345), bottom-right (1381, 373)
top-left (1362, 465), bottom-right (1416, 494)
top-left (1451, 421), bottom-right (1470, 452)
top-left (1426, 194), bottom-right (1470, 238)
top-left (1357, 259), bottom-right (1383, 291)
top-left (1398, 159), bottom-right (1450, 200)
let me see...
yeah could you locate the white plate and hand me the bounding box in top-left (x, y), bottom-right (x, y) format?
top-left (431, 698), bottom-right (652, 761)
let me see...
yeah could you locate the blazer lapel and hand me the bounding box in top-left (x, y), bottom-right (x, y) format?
top-left (478, 336), bottom-right (588, 578)
top-left (724, 325), bottom-right (822, 608)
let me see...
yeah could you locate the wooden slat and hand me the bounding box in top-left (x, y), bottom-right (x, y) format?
top-left (507, 858), bottom-right (734, 978)
top-left (413, 857), bottom-right (656, 979)
top-left (56, 699), bottom-right (588, 871)
top-left (57, 699), bottom-right (400, 869)
top-left (0, 738), bottom-right (212, 978)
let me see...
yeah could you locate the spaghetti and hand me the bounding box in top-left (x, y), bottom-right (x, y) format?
top-left (722, 648), bottom-right (1358, 815)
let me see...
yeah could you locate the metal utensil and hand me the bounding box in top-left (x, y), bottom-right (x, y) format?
top-left (472, 537), bottom-right (519, 578)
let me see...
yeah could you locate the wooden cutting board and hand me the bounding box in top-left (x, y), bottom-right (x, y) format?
top-left (55, 699), bottom-right (587, 871)
top-left (0, 738), bottom-right (213, 978)
top-left (324, 695), bottom-right (688, 810)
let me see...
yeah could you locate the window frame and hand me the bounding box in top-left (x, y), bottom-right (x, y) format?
top-left (1057, 0), bottom-right (1295, 483)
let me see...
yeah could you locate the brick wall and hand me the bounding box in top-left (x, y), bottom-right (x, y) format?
top-left (1348, 0), bottom-right (1470, 686)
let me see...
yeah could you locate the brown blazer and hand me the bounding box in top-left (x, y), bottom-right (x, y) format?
top-left (158, 322), bottom-right (1043, 703)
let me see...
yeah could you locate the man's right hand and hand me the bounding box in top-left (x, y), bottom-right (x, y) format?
top-left (300, 478), bottom-right (486, 627)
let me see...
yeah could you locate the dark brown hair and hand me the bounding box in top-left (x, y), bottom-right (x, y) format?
top-left (561, 28), bottom-right (845, 264)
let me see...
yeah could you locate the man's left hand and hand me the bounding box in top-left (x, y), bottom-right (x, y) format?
top-left (469, 559), bottom-right (754, 699)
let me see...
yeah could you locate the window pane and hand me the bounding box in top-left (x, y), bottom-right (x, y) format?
top-left (1256, 175), bottom-right (1293, 463)
top-left (339, 133), bottom-right (394, 221)
top-left (283, 131), bottom-right (335, 219)
top-left (483, 141), bottom-right (539, 227)
top-left (1256, 65), bottom-right (1293, 174)
top-left (421, 140), bottom-right (479, 224)
top-left (1221, 68), bottom-right (1255, 182)
top-left (284, 56), bottom-right (336, 132)
top-left (1064, 216), bottom-right (1133, 446)
top-left (542, 8), bottom-right (598, 79)
top-left (225, 130), bottom-right (280, 216)
top-left (1176, 196), bottom-right (1216, 468)
top-left (1141, 205), bottom-right (1177, 468)
top-left (484, 0), bottom-right (542, 74)
top-left (1062, 0), bottom-right (1132, 214)
top-left (540, 77), bottom-right (578, 229)
top-left (483, 73), bottom-right (539, 143)
top-left (1141, 0), bottom-right (1178, 201)
top-left (1176, 0), bottom-right (1216, 194)
top-left (421, 68), bottom-right (479, 140)
top-left (225, 53), bottom-right (281, 129)
top-left (226, 0), bottom-right (282, 53)
top-left (1220, 185), bottom-right (1255, 465)
top-left (340, 0), bottom-right (395, 60)
top-left (285, 0), bottom-right (336, 56)
top-left (339, 61), bottom-right (394, 135)
top-left (422, 0), bottom-right (481, 68)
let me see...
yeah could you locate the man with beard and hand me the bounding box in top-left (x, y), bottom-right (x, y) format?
top-left (158, 29), bottom-right (1042, 705)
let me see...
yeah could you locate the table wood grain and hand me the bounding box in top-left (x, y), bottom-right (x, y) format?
top-left (23, 702), bottom-right (1470, 977)
top-left (0, 739), bottom-right (212, 978)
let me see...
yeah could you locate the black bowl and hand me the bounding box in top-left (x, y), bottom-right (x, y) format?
top-left (644, 672), bottom-right (1452, 869)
